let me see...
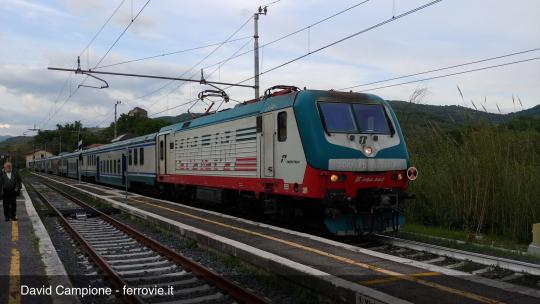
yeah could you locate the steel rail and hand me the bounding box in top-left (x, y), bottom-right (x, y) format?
top-left (32, 186), bottom-right (144, 304)
top-left (42, 181), bottom-right (269, 304)
top-left (375, 234), bottom-right (540, 276)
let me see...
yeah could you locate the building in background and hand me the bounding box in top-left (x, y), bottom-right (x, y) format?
top-left (0, 151), bottom-right (10, 166)
top-left (128, 107), bottom-right (148, 118)
top-left (25, 149), bottom-right (53, 168)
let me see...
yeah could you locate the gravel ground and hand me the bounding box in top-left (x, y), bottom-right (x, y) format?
top-left (26, 179), bottom-right (314, 304)
top-left (110, 212), bottom-right (304, 304)
top-left (28, 185), bottom-right (118, 304)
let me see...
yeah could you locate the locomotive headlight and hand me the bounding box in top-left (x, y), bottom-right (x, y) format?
top-left (330, 174), bottom-right (339, 182)
top-left (363, 146), bottom-right (373, 155)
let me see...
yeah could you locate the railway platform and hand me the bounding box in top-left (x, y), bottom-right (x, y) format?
top-left (0, 186), bottom-right (78, 304)
top-left (34, 172), bottom-right (540, 304)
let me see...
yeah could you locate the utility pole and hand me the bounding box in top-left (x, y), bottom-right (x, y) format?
top-left (254, 6), bottom-right (267, 100)
top-left (114, 100), bottom-right (121, 139)
top-left (27, 124), bottom-right (39, 169)
top-left (77, 125), bottom-right (82, 183)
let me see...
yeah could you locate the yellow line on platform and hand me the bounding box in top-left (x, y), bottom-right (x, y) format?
top-left (134, 199), bottom-right (503, 304)
top-left (361, 271), bottom-right (441, 286)
top-left (11, 220), bottom-right (18, 242)
top-left (9, 248), bottom-right (21, 304)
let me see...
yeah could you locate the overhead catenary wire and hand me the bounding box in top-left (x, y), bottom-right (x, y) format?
top-left (79, 0), bottom-right (127, 58)
top-left (136, 0), bottom-right (368, 106)
top-left (135, 15), bottom-right (254, 105)
top-left (340, 47), bottom-right (540, 90)
top-left (47, 0), bottom-right (152, 130)
top-left (197, 0), bottom-right (371, 76)
top-left (149, 98), bottom-right (198, 117)
top-left (93, 0), bottom-right (152, 69)
top-left (94, 35), bottom-right (252, 69)
top-left (224, 0), bottom-right (444, 89)
top-left (38, 0), bottom-right (127, 130)
top-left (353, 56), bottom-right (540, 92)
top-left (143, 0), bottom-right (372, 115)
top-left (149, 40), bottom-right (255, 116)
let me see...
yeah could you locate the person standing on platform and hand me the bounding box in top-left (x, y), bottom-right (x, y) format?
top-left (1, 162), bottom-right (21, 221)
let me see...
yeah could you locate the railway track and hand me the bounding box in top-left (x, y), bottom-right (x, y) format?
top-left (31, 172), bottom-right (540, 301)
top-left (361, 234), bottom-right (540, 288)
top-left (29, 181), bottom-right (268, 304)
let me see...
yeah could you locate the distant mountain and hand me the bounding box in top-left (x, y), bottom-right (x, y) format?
top-left (386, 100), bottom-right (540, 132)
top-left (0, 136), bottom-right (32, 146)
top-left (513, 104), bottom-right (540, 118)
top-left (0, 135), bottom-right (11, 143)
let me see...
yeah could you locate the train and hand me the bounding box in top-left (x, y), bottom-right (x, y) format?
top-left (31, 86), bottom-right (416, 236)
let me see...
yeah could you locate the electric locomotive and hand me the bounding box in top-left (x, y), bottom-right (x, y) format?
top-left (33, 86), bottom-right (415, 236)
top-left (155, 86), bottom-right (413, 235)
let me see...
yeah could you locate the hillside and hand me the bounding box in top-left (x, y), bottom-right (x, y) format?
top-left (0, 135), bottom-right (11, 143)
top-left (386, 100), bottom-right (539, 132)
top-left (0, 136), bottom-right (32, 147)
top-left (514, 104), bottom-right (540, 118)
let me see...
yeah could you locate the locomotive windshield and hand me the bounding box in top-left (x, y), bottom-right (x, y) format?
top-left (319, 102), bottom-right (391, 134)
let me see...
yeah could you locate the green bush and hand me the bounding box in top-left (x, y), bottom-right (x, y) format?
top-left (405, 122), bottom-right (540, 243)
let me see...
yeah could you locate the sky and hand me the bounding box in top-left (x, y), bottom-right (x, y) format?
top-left (0, 0), bottom-right (539, 136)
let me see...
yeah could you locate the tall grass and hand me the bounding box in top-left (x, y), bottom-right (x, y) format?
top-left (405, 121), bottom-right (540, 243)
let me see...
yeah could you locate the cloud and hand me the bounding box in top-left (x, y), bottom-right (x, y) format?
top-left (4, 0), bottom-right (70, 19)
top-left (0, 124), bottom-right (11, 129)
top-left (1, 0), bottom-right (539, 136)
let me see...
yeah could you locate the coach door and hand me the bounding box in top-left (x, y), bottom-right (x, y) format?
top-left (96, 156), bottom-right (100, 180)
top-left (261, 113), bottom-right (275, 177)
top-left (121, 154), bottom-right (126, 186)
top-left (158, 134), bottom-right (168, 175)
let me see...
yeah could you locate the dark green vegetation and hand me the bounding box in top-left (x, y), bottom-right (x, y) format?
top-left (396, 100), bottom-right (540, 244)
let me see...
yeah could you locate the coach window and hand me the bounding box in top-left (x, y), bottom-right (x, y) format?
top-left (129, 149), bottom-right (132, 165)
top-left (278, 111), bottom-right (287, 142)
top-left (134, 148), bottom-right (138, 165)
top-left (159, 140), bottom-right (164, 160)
top-left (140, 147), bottom-right (144, 165)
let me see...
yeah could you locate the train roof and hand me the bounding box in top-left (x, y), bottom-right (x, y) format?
top-left (159, 89), bottom-right (385, 134)
top-left (84, 132), bottom-right (157, 153)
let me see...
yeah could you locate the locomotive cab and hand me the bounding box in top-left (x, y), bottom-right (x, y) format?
top-left (293, 90), bottom-right (412, 235)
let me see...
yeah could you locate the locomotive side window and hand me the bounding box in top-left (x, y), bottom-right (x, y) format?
top-left (129, 149), bottom-right (132, 165)
top-left (140, 148), bottom-right (144, 165)
top-left (277, 111), bottom-right (287, 142)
